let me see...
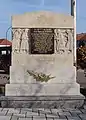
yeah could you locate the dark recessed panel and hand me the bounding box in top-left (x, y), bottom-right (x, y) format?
top-left (30, 28), bottom-right (54, 54)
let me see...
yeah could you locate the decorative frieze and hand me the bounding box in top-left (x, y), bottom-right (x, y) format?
top-left (12, 28), bottom-right (74, 54)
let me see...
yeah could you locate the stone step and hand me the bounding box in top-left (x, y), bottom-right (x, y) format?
top-left (0, 95), bottom-right (84, 109)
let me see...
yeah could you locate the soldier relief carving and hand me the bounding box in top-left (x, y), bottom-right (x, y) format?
top-left (12, 28), bottom-right (30, 53)
top-left (54, 29), bottom-right (74, 54)
top-left (12, 28), bottom-right (73, 54)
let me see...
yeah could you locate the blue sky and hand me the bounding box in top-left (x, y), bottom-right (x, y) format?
top-left (0, 0), bottom-right (86, 40)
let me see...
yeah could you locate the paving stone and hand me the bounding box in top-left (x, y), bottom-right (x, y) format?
top-left (3, 108), bottom-right (10, 111)
top-left (47, 118), bottom-right (53, 120)
top-left (51, 109), bottom-right (60, 114)
top-left (15, 108), bottom-right (21, 111)
top-left (67, 116), bottom-right (81, 120)
top-left (62, 108), bottom-right (74, 112)
top-left (81, 109), bottom-right (86, 113)
top-left (2, 109), bottom-right (8, 113)
top-left (13, 113), bottom-right (25, 118)
top-left (8, 108), bottom-right (20, 113)
top-left (27, 111), bottom-right (38, 115)
top-left (37, 108), bottom-right (44, 111)
top-left (46, 113), bottom-right (59, 118)
top-left (39, 113), bottom-right (46, 117)
top-left (79, 114), bottom-right (86, 119)
top-left (54, 118), bottom-right (68, 120)
top-left (21, 108), bottom-right (32, 111)
top-left (39, 109), bottom-right (51, 114)
top-left (0, 116), bottom-right (11, 120)
top-left (19, 118), bottom-right (32, 120)
top-left (0, 111), bottom-right (8, 115)
top-left (84, 105), bottom-right (86, 110)
top-left (33, 117), bottom-right (46, 120)
top-left (70, 113), bottom-right (78, 117)
top-left (39, 110), bottom-right (46, 114)
top-left (6, 112), bottom-right (13, 116)
top-left (44, 109), bottom-right (52, 113)
top-left (26, 112), bottom-right (38, 117)
top-left (20, 111), bottom-right (27, 114)
top-left (59, 115), bottom-right (67, 119)
top-left (11, 116), bottom-right (18, 120)
top-left (53, 109), bottom-right (63, 112)
top-left (32, 108), bottom-right (40, 111)
top-left (70, 109), bottom-right (82, 114)
top-left (21, 109), bottom-right (32, 114)
top-left (58, 112), bottom-right (71, 116)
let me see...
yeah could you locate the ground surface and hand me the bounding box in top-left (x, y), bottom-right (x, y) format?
top-left (77, 69), bottom-right (86, 88)
top-left (0, 107), bottom-right (86, 120)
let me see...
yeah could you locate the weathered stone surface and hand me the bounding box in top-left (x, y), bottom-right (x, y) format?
top-left (12, 11), bottom-right (74, 28)
top-left (10, 55), bottom-right (75, 84)
top-left (5, 11), bottom-right (84, 107)
top-left (5, 83), bottom-right (80, 96)
top-left (0, 95), bottom-right (84, 108)
top-left (0, 116), bottom-right (11, 120)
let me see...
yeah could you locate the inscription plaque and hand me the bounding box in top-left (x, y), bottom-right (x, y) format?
top-left (30, 28), bottom-right (54, 54)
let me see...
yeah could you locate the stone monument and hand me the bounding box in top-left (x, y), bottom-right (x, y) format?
top-left (3, 11), bottom-right (84, 108)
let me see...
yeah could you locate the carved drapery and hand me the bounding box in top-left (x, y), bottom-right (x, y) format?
top-left (54, 29), bottom-right (74, 54)
top-left (12, 28), bottom-right (74, 54)
top-left (12, 28), bottom-right (30, 53)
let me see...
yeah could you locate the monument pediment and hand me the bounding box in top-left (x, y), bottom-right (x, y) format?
top-left (12, 11), bottom-right (74, 28)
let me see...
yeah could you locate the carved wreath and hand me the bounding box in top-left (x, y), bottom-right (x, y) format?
top-left (27, 70), bottom-right (55, 82)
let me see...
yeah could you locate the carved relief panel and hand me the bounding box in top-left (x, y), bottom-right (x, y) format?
top-left (12, 28), bottom-right (30, 53)
top-left (12, 28), bottom-right (74, 54)
top-left (54, 29), bottom-right (74, 54)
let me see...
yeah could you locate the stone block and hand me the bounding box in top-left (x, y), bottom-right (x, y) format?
top-left (19, 118), bottom-right (32, 120)
top-left (67, 116), bottom-right (81, 120)
top-left (79, 114), bottom-right (86, 119)
top-left (32, 116), bottom-right (46, 120)
top-left (12, 11), bottom-right (74, 28)
top-left (5, 83), bottom-right (80, 96)
top-left (13, 113), bottom-right (25, 118)
top-left (0, 116), bottom-right (11, 120)
top-left (0, 95), bottom-right (84, 108)
top-left (8, 108), bottom-right (20, 114)
top-left (46, 114), bottom-right (59, 118)
top-left (26, 111), bottom-right (38, 117)
top-left (58, 111), bottom-right (71, 116)
top-left (11, 116), bottom-right (19, 120)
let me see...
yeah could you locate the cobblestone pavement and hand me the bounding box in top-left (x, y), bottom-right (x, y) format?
top-left (0, 107), bottom-right (86, 120)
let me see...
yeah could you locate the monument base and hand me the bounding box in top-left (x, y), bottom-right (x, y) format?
top-left (3, 83), bottom-right (85, 108)
top-left (0, 95), bottom-right (85, 108)
top-left (5, 83), bottom-right (80, 96)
